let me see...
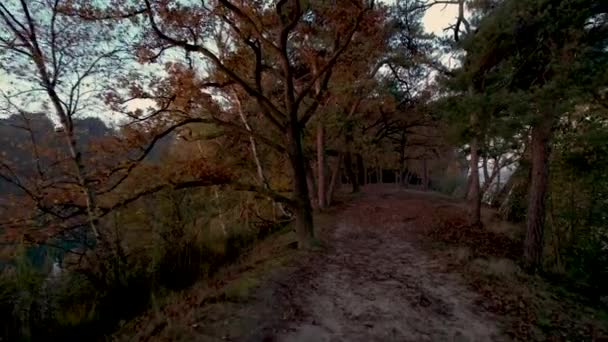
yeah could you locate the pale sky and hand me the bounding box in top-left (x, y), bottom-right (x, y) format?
top-left (378, 0), bottom-right (460, 36)
top-left (422, 2), bottom-right (460, 35)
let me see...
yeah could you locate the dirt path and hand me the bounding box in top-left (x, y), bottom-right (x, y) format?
top-left (275, 188), bottom-right (506, 342)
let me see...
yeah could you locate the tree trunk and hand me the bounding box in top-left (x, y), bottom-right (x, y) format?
top-left (480, 159), bottom-right (500, 198)
top-left (495, 144), bottom-right (531, 214)
top-left (233, 92), bottom-right (291, 219)
top-left (482, 155), bottom-right (490, 190)
top-left (399, 132), bottom-right (406, 186)
top-left (235, 95), bottom-right (291, 218)
top-left (214, 187), bottom-right (227, 236)
top-left (64, 130), bottom-right (101, 241)
top-left (287, 123), bottom-right (314, 249)
top-left (464, 172), bottom-right (473, 200)
top-left (251, 140), bottom-right (268, 187)
top-left (355, 153), bottom-right (365, 187)
top-left (524, 113), bottom-right (554, 270)
top-left (469, 139), bottom-right (482, 226)
top-left (404, 170), bottom-right (411, 188)
top-left (493, 174), bottom-right (513, 208)
top-left (467, 83), bottom-right (482, 226)
top-left (468, 111), bottom-right (482, 226)
top-left (31, 50), bottom-right (101, 243)
top-left (499, 165), bottom-right (530, 222)
top-left (423, 159), bottom-right (429, 191)
top-left (327, 153), bottom-right (342, 206)
top-left (235, 94), bottom-right (271, 190)
top-left (496, 162), bottom-right (501, 198)
top-left (305, 159), bottom-right (317, 209)
top-left (344, 128), bottom-right (359, 192)
top-left (316, 123), bottom-right (327, 209)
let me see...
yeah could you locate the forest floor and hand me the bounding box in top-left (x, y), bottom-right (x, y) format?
top-left (115, 185), bottom-right (608, 342)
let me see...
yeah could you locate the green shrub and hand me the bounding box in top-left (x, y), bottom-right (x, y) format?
top-left (544, 117), bottom-right (608, 301)
top-left (1, 187), bottom-right (287, 341)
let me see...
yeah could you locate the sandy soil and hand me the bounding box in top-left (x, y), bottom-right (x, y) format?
top-left (274, 188), bottom-right (506, 342)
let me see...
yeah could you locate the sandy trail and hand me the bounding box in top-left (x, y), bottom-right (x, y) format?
top-left (276, 189), bottom-right (506, 342)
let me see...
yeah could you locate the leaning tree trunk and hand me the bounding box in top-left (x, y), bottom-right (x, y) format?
top-left (524, 113), bottom-right (554, 270)
top-left (234, 95), bottom-right (291, 218)
top-left (480, 158), bottom-right (500, 198)
top-left (498, 165), bottom-right (530, 221)
top-left (235, 93), bottom-right (271, 190)
top-left (493, 173), bottom-right (514, 208)
top-left (493, 158), bottom-right (522, 209)
top-left (287, 123), bottom-right (314, 249)
top-left (32, 53), bottom-right (102, 244)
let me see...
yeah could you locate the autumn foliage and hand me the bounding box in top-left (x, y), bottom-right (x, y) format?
top-left (0, 0), bottom-right (606, 340)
